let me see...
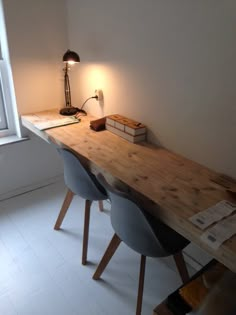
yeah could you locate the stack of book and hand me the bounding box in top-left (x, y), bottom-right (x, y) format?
top-left (106, 114), bottom-right (146, 143)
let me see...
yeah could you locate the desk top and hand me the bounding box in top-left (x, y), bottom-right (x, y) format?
top-left (21, 110), bottom-right (236, 272)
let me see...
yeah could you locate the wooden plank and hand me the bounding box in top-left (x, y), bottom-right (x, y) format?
top-left (21, 110), bottom-right (236, 272)
top-left (153, 301), bottom-right (173, 315)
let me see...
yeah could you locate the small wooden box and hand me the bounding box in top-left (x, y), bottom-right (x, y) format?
top-left (106, 114), bottom-right (146, 143)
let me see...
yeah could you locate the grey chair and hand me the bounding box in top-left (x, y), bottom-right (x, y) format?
top-left (93, 174), bottom-right (190, 315)
top-left (54, 148), bottom-right (107, 265)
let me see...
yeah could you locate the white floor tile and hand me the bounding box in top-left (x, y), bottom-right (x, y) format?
top-left (0, 295), bottom-right (17, 315)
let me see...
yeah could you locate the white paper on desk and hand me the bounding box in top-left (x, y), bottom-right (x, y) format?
top-left (34, 117), bottom-right (80, 130)
top-left (201, 213), bottom-right (236, 249)
top-left (189, 200), bottom-right (236, 230)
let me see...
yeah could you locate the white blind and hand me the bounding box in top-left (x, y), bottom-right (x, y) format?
top-left (0, 0), bottom-right (20, 137)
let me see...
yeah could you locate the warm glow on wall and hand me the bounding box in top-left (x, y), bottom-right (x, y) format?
top-left (81, 64), bottom-right (112, 91)
top-left (77, 64), bottom-right (114, 116)
top-left (72, 63), bottom-right (128, 117)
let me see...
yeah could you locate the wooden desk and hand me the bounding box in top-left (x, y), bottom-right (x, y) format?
top-left (21, 110), bottom-right (236, 272)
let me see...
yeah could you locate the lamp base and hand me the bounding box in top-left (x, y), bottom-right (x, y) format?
top-left (59, 107), bottom-right (78, 116)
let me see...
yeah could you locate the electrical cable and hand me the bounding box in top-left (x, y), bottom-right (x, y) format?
top-left (80, 96), bottom-right (98, 110)
top-left (75, 95), bottom-right (98, 116)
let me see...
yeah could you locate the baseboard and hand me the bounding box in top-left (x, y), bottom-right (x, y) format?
top-left (183, 250), bottom-right (203, 272)
top-left (0, 174), bottom-right (64, 202)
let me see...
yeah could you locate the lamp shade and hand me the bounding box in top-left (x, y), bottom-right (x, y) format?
top-left (63, 49), bottom-right (80, 63)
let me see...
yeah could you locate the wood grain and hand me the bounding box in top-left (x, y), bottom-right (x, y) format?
top-left (153, 301), bottom-right (173, 315)
top-left (93, 233), bottom-right (121, 280)
top-left (54, 189), bottom-right (74, 230)
top-left (21, 110), bottom-right (236, 272)
top-left (173, 251), bottom-right (190, 284)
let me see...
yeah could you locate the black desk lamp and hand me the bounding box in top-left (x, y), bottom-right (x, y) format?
top-left (60, 49), bottom-right (80, 116)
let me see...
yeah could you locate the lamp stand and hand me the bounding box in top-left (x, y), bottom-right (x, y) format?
top-left (60, 63), bottom-right (78, 116)
top-left (59, 107), bottom-right (78, 115)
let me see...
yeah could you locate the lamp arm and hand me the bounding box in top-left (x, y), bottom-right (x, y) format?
top-left (64, 63), bottom-right (72, 108)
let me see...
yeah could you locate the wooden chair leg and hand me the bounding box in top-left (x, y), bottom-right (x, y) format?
top-left (136, 255), bottom-right (146, 315)
top-left (54, 189), bottom-right (74, 230)
top-left (82, 200), bottom-right (92, 265)
top-left (93, 233), bottom-right (121, 280)
top-left (173, 251), bottom-right (190, 284)
top-left (98, 200), bottom-right (104, 212)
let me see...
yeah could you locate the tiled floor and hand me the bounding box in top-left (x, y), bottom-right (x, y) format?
top-left (0, 181), bottom-right (194, 315)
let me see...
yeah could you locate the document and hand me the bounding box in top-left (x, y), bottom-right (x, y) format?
top-left (201, 213), bottom-right (236, 249)
top-left (34, 116), bottom-right (80, 130)
top-left (189, 200), bottom-right (236, 230)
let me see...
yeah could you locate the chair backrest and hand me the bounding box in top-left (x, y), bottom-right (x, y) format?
top-left (58, 148), bottom-right (107, 201)
top-left (97, 174), bottom-right (185, 258)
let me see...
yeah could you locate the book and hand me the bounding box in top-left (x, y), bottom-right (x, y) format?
top-left (106, 114), bottom-right (146, 143)
top-left (106, 124), bottom-right (146, 143)
top-left (106, 114), bottom-right (146, 136)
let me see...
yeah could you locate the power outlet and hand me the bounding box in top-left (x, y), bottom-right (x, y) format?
top-left (95, 89), bottom-right (103, 101)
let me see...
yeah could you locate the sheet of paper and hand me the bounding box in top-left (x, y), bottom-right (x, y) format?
top-left (189, 200), bottom-right (236, 230)
top-left (201, 213), bottom-right (236, 249)
top-left (34, 117), bottom-right (80, 130)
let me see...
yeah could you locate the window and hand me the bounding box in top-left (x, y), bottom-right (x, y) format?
top-left (0, 0), bottom-right (21, 140)
top-left (0, 46), bottom-right (15, 137)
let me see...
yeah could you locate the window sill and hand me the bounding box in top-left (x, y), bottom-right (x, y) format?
top-left (0, 135), bottom-right (29, 147)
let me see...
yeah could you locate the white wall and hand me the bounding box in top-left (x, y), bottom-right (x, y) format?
top-left (0, 0), bottom-right (67, 197)
top-left (0, 134), bottom-right (63, 200)
top-left (67, 0), bottom-right (236, 178)
top-left (3, 0), bottom-right (68, 114)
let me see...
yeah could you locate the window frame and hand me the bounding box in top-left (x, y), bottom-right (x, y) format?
top-left (0, 58), bottom-right (16, 137)
top-left (0, 0), bottom-right (21, 140)
top-left (0, 66), bottom-right (7, 130)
